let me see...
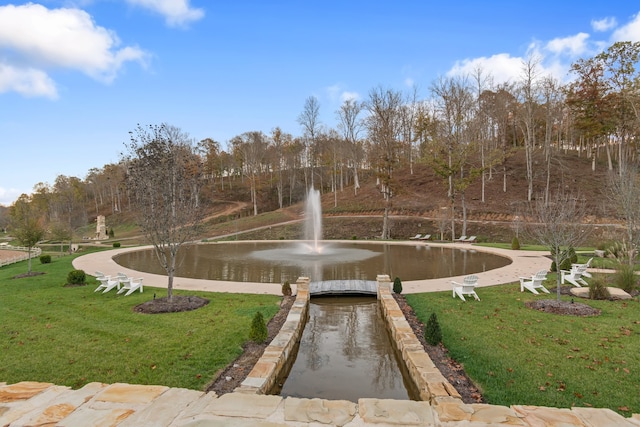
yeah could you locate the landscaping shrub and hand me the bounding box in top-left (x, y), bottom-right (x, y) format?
top-left (66, 269), bottom-right (86, 285)
top-left (112, 242), bottom-right (121, 248)
top-left (511, 236), bottom-right (520, 250)
top-left (614, 264), bottom-right (638, 293)
top-left (425, 312), bottom-right (442, 345)
top-left (108, 228), bottom-right (115, 238)
top-left (39, 254), bottom-right (52, 264)
top-left (249, 311), bottom-right (268, 342)
top-left (589, 277), bottom-right (611, 300)
top-left (281, 281), bottom-right (292, 296)
top-left (393, 277), bottom-right (402, 294)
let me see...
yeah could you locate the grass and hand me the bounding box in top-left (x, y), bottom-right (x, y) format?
top-left (406, 283), bottom-right (640, 416)
top-left (0, 253), bottom-right (281, 391)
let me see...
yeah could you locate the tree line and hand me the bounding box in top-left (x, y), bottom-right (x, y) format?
top-left (4, 41), bottom-right (640, 245)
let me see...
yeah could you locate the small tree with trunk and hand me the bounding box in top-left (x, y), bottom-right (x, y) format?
top-left (124, 123), bottom-right (204, 303)
top-left (9, 194), bottom-right (46, 274)
top-left (523, 191), bottom-right (590, 301)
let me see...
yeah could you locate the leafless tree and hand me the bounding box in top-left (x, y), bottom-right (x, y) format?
top-left (124, 123), bottom-right (204, 302)
top-left (607, 163), bottom-right (640, 264)
top-left (9, 194), bottom-right (46, 273)
top-left (517, 55), bottom-right (542, 202)
top-left (365, 87), bottom-right (403, 239)
top-left (231, 131), bottom-right (268, 216)
top-left (523, 191), bottom-right (589, 301)
top-left (297, 96), bottom-right (321, 188)
top-left (337, 98), bottom-right (365, 195)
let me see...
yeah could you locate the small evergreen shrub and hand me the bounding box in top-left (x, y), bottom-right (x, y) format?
top-left (67, 269), bottom-right (86, 285)
top-left (393, 277), bottom-right (402, 294)
top-left (568, 247), bottom-right (578, 263)
top-left (614, 264), bottom-right (638, 293)
top-left (249, 311), bottom-right (268, 342)
top-left (39, 254), bottom-right (52, 264)
top-left (589, 277), bottom-right (611, 300)
top-left (511, 236), bottom-right (520, 250)
top-left (108, 228), bottom-right (115, 238)
top-left (112, 242), bottom-right (121, 248)
top-left (282, 281), bottom-right (292, 296)
top-left (425, 312), bottom-right (442, 345)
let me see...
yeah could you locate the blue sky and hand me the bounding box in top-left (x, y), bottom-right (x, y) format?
top-left (1, 1), bottom-right (639, 206)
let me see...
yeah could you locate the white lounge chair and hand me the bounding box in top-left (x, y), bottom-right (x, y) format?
top-left (95, 276), bottom-right (120, 293)
top-left (409, 234), bottom-right (423, 240)
top-left (454, 235), bottom-right (468, 242)
top-left (419, 234), bottom-right (431, 240)
top-left (573, 258), bottom-right (593, 278)
top-left (519, 270), bottom-right (550, 294)
top-left (561, 265), bottom-right (589, 287)
top-left (452, 275), bottom-right (480, 301)
top-left (117, 277), bottom-right (144, 296)
top-left (463, 235), bottom-right (477, 243)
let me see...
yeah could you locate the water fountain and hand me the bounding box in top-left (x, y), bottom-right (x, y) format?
top-left (303, 187), bottom-right (323, 253)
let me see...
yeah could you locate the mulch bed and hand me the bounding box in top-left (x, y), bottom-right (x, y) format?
top-left (134, 295), bottom-right (210, 314)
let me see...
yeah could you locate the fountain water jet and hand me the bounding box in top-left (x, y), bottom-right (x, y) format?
top-left (303, 188), bottom-right (323, 253)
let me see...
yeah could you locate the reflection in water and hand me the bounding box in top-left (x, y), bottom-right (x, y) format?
top-left (276, 297), bottom-right (418, 402)
top-left (114, 241), bottom-right (510, 283)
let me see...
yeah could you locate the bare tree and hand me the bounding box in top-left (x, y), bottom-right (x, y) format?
top-left (9, 194), bottom-right (46, 274)
top-left (231, 131), bottom-right (268, 216)
top-left (297, 96), bottom-right (321, 188)
top-left (124, 123), bottom-right (204, 302)
top-left (365, 87), bottom-right (403, 239)
top-left (517, 55), bottom-right (542, 202)
top-left (523, 191), bottom-right (589, 301)
top-left (337, 98), bottom-right (365, 195)
top-left (607, 163), bottom-right (640, 264)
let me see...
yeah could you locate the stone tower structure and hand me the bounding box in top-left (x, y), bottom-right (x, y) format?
top-left (96, 215), bottom-right (108, 240)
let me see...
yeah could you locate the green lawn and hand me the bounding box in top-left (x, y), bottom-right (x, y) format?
top-left (0, 253), bottom-right (280, 391)
top-left (406, 283), bottom-right (640, 416)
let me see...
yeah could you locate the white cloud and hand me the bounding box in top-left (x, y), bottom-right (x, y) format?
top-left (0, 3), bottom-right (148, 97)
top-left (592, 17), bottom-right (617, 32)
top-left (447, 53), bottom-right (523, 84)
top-left (125, 0), bottom-right (204, 28)
top-left (0, 186), bottom-right (23, 207)
top-left (340, 91), bottom-right (360, 102)
top-left (546, 33), bottom-right (590, 57)
top-left (326, 84), bottom-right (360, 103)
top-left (0, 63), bottom-right (58, 98)
top-left (612, 12), bottom-right (640, 42)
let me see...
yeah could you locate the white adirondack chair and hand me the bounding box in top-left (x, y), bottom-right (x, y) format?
top-left (452, 275), bottom-right (480, 301)
top-left (561, 265), bottom-right (589, 287)
top-left (95, 276), bottom-right (120, 293)
top-left (573, 258), bottom-right (593, 278)
top-left (117, 277), bottom-right (144, 296)
top-left (519, 270), bottom-right (550, 294)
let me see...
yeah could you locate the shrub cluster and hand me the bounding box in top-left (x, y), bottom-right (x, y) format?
top-left (588, 277), bottom-right (611, 300)
top-left (39, 254), bottom-right (52, 264)
top-left (249, 311), bottom-right (268, 342)
top-left (112, 242), bottom-right (121, 248)
top-left (66, 269), bottom-right (86, 285)
top-left (393, 277), bottom-right (402, 294)
top-left (281, 281), bottom-right (292, 296)
top-left (614, 264), bottom-right (638, 293)
top-left (511, 236), bottom-right (520, 250)
top-left (425, 312), bottom-right (442, 345)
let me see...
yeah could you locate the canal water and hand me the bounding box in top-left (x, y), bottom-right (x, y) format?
top-left (274, 296), bottom-right (419, 402)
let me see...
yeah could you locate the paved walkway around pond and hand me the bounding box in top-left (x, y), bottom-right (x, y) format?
top-left (72, 240), bottom-right (555, 295)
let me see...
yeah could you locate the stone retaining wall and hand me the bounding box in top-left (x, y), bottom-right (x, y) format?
top-left (376, 274), bottom-right (461, 403)
top-left (235, 277), bottom-right (310, 394)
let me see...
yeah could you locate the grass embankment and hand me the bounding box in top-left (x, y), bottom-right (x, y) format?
top-left (406, 282), bottom-right (639, 416)
top-left (0, 253), bottom-right (280, 390)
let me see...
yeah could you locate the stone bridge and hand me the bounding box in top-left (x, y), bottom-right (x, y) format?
top-left (308, 279), bottom-right (378, 296)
